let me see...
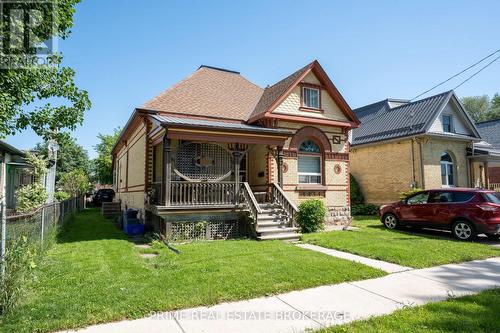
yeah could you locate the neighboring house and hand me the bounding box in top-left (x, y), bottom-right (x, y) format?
top-left (350, 90), bottom-right (484, 205)
top-left (0, 140), bottom-right (34, 210)
top-left (473, 119), bottom-right (500, 190)
top-left (112, 60), bottom-right (360, 240)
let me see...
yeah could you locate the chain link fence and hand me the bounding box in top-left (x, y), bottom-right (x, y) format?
top-left (0, 196), bottom-right (84, 314)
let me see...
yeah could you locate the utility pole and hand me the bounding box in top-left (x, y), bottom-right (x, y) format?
top-left (46, 139), bottom-right (60, 203)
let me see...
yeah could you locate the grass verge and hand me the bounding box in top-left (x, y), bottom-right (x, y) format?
top-left (302, 216), bottom-right (499, 268)
top-left (317, 288), bottom-right (500, 333)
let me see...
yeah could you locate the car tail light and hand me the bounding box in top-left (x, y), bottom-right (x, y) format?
top-left (477, 204), bottom-right (499, 212)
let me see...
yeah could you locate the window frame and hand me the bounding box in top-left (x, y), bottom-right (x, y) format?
top-left (440, 152), bottom-right (455, 187)
top-left (301, 85), bottom-right (322, 111)
top-left (298, 155), bottom-right (322, 184)
top-left (442, 114), bottom-right (453, 133)
top-left (297, 139), bottom-right (323, 185)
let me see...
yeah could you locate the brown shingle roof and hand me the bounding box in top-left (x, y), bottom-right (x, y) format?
top-left (142, 66), bottom-right (263, 121)
top-left (247, 62), bottom-right (313, 122)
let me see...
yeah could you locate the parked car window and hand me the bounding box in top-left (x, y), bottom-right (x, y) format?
top-left (406, 192), bottom-right (429, 205)
top-left (483, 192), bottom-right (500, 204)
top-left (452, 192), bottom-right (475, 203)
top-left (429, 192), bottom-right (453, 203)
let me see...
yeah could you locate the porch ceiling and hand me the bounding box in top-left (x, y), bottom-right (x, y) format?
top-left (151, 114), bottom-right (293, 145)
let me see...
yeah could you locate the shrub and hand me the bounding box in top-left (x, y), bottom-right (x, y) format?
top-left (350, 174), bottom-right (364, 205)
top-left (351, 204), bottom-right (379, 216)
top-left (399, 188), bottom-right (424, 200)
top-left (0, 236), bottom-right (39, 315)
top-left (15, 183), bottom-right (48, 213)
top-left (296, 199), bottom-right (326, 233)
top-left (54, 191), bottom-right (70, 202)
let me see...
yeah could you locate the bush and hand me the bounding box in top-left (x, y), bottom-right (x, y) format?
top-left (399, 188), bottom-right (424, 200)
top-left (350, 174), bottom-right (364, 205)
top-left (0, 236), bottom-right (39, 315)
top-left (351, 204), bottom-right (379, 216)
top-left (296, 199), bottom-right (326, 233)
top-left (15, 183), bottom-right (48, 213)
top-left (54, 191), bottom-right (70, 202)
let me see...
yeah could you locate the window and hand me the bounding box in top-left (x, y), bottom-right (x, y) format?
top-left (429, 191), bottom-right (454, 203)
top-left (406, 192), bottom-right (429, 205)
top-left (440, 152), bottom-right (455, 187)
top-left (483, 192), bottom-right (500, 204)
top-left (302, 87), bottom-right (320, 109)
top-left (442, 115), bottom-right (453, 133)
top-left (298, 140), bottom-right (321, 184)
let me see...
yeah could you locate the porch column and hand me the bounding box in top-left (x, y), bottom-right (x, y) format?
top-left (485, 161), bottom-right (490, 190)
top-left (233, 151), bottom-right (242, 204)
top-left (276, 145), bottom-right (284, 187)
top-left (162, 133), bottom-right (171, 206)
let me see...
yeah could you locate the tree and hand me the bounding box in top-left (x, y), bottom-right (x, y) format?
top-left (0, 0), bottom-right (91, 140)
top-left (34, 135), bottom-right (90, 182)
top-left (60, 169), bottom-right (89, 196)
top-left (461, 93), bottom-right (500, 123)
top-left (93, 128), bottom-right (121, 184)
top-left (15, 152), bottom-right (48, 213)
top-left (460, 95), bottom-right (491, 122)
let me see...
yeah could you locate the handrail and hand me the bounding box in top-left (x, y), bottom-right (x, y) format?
top-left (271, 183), bottom-right (298, 227)
top-left (240, 182), bottom-right (261, 224)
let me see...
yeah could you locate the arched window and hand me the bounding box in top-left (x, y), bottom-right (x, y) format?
top-left (298, 140), bottom-right (322, 184)
top-left (441, 152), bottom-right (455, 187)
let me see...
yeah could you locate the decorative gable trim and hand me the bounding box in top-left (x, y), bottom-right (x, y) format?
top-left (248, 60), bottom-right (360, 127)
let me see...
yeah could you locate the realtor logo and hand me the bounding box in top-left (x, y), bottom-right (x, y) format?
top-left (0, 0), bottom-right (58, 68)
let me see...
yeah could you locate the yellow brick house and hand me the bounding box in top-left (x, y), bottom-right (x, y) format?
top-left (350, 91), bottom-right (486, 205)
top-left (112, 61), bottom-right (359, 241)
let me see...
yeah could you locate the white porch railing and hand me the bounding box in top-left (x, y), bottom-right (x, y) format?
top-left (490, 183), bottom-right (500, 191)
top-left (169, 181), bottom-right (236, 206)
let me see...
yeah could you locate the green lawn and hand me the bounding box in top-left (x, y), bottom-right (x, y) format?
top-left (0, 209), bottom-right (385, 333)
top-left (302, 216), bottom-right (499, 268)
top-left (317, 288), bottom-right (500, 333)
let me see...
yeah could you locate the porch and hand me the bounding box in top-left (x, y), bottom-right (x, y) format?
top-left (468, 146), bottom-right (500, 190)
top-left (143, 115), bottom-right (300, 240)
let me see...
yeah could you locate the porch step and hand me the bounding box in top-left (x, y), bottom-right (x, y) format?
top-left (258, 232), bottom-right (302, 242)
top-left (257, 226), bottom-right (299, 234)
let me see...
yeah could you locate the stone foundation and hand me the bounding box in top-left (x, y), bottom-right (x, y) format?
top-left (326, 206), bottom-right (352, 226)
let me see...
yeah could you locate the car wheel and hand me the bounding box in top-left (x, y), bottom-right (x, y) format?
top-left (452, 220), bottom-right (476, 241)
top-left (486, 234), bottom-right (500, 241)
top-left (383, 213), bottom-right (398, 229)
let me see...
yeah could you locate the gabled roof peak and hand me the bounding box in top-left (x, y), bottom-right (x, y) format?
top-left (198, 65), bottom-right (240, 74)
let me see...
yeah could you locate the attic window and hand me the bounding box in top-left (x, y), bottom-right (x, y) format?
top-left (442, 115), bottom-right (453, 133)
top-left (302, 87), bottom-right (320, 109)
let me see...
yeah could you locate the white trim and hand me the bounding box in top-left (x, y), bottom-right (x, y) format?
top-left (302, 86), bottom-right (320, 109)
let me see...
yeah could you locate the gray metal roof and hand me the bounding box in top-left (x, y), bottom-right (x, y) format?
top-left (476, 119), bottom-right (500, 149)
top-left (352, 91), bottom-right (482, 146)
top-left (0, 140), bottom-right (25, 156)
top-left (352, 91), bottom-right (453, 145)
top-left (151, 114), bottom-right (293, 136)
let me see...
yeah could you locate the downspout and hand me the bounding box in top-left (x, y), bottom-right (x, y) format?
top-left (418, 140), bottom-right (425, 189)
top-left (410, 139), bottom-right (416, 188)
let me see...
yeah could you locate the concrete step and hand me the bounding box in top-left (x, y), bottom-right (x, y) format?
top-left (257, 214), bottom-right (287, 221)
top-left (257, 227), bottom-right (299, 235)
top-left (258, 232), bottom-right (302, 241)
top-left (257, 221), bottom-right (286, 228)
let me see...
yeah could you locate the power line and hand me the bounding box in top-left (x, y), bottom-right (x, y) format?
top-left (452, 53), bottom-right (500, 90)
top-left (410, 48), bottom-right (500, 101)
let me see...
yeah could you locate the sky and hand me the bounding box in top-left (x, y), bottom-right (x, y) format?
top-left (6, 0), bottom-right (500, 158)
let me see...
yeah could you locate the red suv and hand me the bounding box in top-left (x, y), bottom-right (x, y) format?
top-left (379, 188), bottom-right (500, 241)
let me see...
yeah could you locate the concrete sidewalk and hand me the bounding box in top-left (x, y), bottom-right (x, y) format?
top-left (296, 243), bottom-right (412, 273)
top-left (57, 257), bottom-right (500, 333)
